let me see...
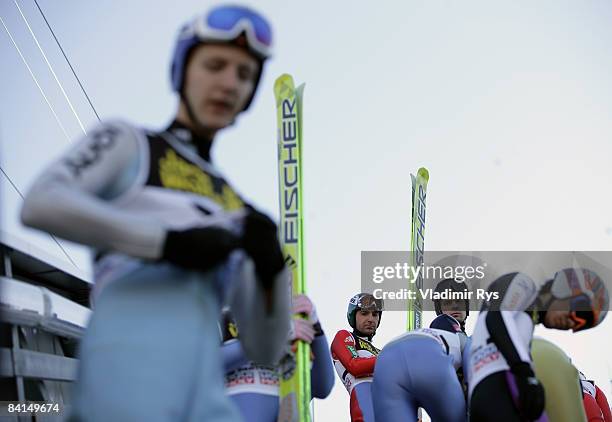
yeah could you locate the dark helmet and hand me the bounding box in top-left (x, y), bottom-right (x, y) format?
top-left (429, 314), bottom-right (462, 334)
top-left (347, 293), bottom-right (384, 329)
top-left (434, 278), bottom-right (470, 318)
top-left (430, 313), bottom-right (468, 354)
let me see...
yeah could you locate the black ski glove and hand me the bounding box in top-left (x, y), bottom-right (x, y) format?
top-left (511, 362), bottom-right (545, 421)
top-left (241, 207), bottom-right (286, 290)
top-left (162, 226), bottom-right (240, 271)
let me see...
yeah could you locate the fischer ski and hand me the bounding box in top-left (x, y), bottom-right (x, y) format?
top-left (274, 74), bottom-right (311, 422)
top-left (407, 167), bottom-right (429, 331)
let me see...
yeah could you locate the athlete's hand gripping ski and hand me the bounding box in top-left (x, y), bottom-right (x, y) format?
top-left (290, 295), bottom-right (320, 343)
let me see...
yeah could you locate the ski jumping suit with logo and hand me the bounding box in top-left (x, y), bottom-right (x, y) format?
top-left (20, 120), bottom-right (290, 422)
top-left (467, 272), bottom-right (545, 422)
top-left (331, 330), bottom-right (380, 422)
top-left (372, 327), bottom-right (466, 422)
top-left (219, 309), bottom-right (335, 422)
top-left (581, 377), bottom-right (612, 422)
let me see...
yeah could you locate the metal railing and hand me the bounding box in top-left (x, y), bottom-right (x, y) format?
top-left (0, 244), bottom-right (90, 421)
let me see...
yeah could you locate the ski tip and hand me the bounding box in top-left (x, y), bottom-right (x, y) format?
top-left (274, 73), bottom-right (294, 92)
top-left (294, 83), bottom-right (306, 105)
top-left (275, 73), bottom-right (293, 83)
top-left (417, 167), bottom-right (429, 181)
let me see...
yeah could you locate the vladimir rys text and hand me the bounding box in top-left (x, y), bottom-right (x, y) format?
top-left (371, 288), bottom-right (499, 302)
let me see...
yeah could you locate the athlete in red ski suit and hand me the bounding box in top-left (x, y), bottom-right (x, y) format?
top-left (331, 330), bottom-right (379, 422)
top-left (331, 293), bottom-right (382, 422)
top-left (581, 374), bottom-right (612, 422)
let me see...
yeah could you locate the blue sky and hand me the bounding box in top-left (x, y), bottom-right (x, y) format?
top-left (2, 1), bottom-right (612, 419)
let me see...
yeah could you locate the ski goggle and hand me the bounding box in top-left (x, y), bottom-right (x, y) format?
top-left (354, 295), bottom-right (384, 312)
top-left (183, 6), bottom-right (273, 59)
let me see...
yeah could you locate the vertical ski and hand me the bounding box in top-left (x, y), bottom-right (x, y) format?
top-left (274, 74), bottom-right (311, 422)
top-left (407, 167), bottom-right (429, 331)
